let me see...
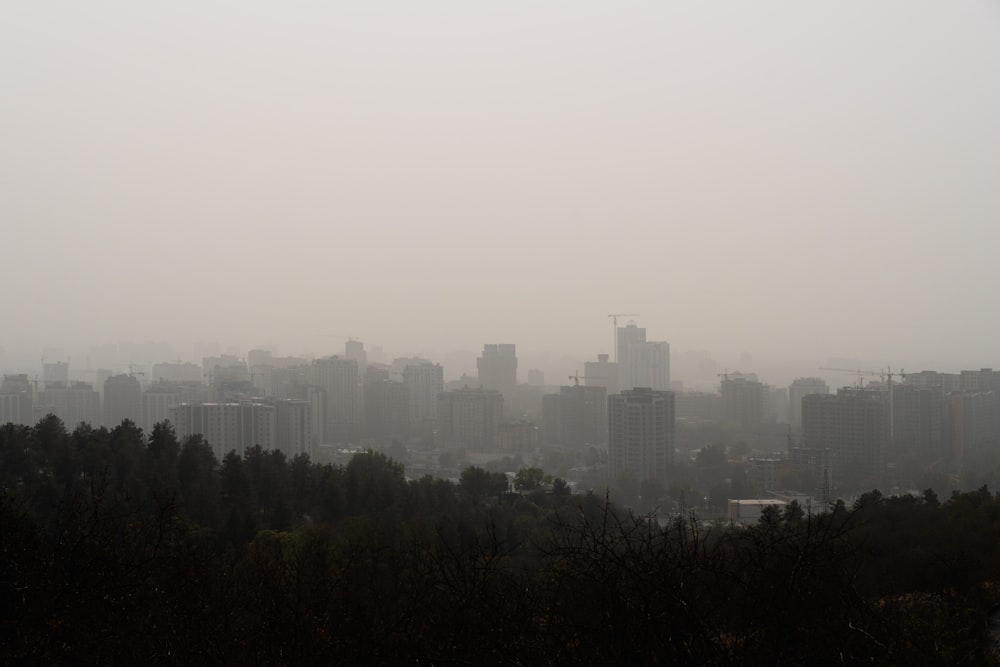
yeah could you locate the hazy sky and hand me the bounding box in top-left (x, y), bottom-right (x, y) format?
top-left (3, 2), bottom-right (999, 373)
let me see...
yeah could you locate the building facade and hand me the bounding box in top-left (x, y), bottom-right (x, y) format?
top-left (476, 344), bottom-right (517, 400)
top-left (169, 402), bottom-right (277, 460)
top-left (103, 374), bottom-right (141, 428)
top-left (608, 388), bottom-right (675, 483)
top-left (437, 387), bottom-right (504, 450)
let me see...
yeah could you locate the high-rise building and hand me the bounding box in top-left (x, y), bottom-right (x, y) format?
top-left (152, 362), bottom-right (203, 385)
top-left (802, 388), bottom-right (886, 489)
top-left (141, 381), bottom-right (207, 432)
top-left (0, 374), bottom-right (34, 425)
top-left (345, 340), bottom-right (367, 379)
top-left (892, 384), bottom-right (944, 459)
top-left (203, 355), bottom-right (248, 385)
top-left (608, 388), bottom-right (675, 483)
top-left (675, 391), bottom-right (719, 422)
top-left (311, 356), bottom-right (360, 443)
top-left (476, 344), bottom-right (517, 399)
top-left (542, 384), bottom-right (607, 447)
top-left (169, 402), bottom-right (276, 460)
top-left (946, 390), bottom-right (1000, 464)
top-left (37, 382), bottom-right (100, 429)
top-left (621, 341), bottom-right (670, 391)
top-left (616, 324), bottom-right (645, 387)
top-left (789, 378), bottom-right (830, 427)
top-left (43, 361), bottom-right (69, 389)
top-left (720, 373), bottom-right (769, 427)
top-left (273, 398), bottom-right (311, 458)
top-left (363, 378), bottom-right (408, 441)
top-left (583, 354), bottom-right (619, 397)
top-left (437, 387), bottom-right (504, 450)
top-left (403, 362), bottom-right (444, 434)
top-left (103, 374), bottom-right (141, 428)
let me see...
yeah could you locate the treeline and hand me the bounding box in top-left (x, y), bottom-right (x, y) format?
top-left (3, 416), bottom-right (1000, 663)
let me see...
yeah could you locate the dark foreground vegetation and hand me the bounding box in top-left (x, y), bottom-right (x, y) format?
top-left (3, 416), bottom-right (1000, 664)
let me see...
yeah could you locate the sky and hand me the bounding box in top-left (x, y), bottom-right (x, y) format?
top-left (3, 2), bottom-right (999, 379)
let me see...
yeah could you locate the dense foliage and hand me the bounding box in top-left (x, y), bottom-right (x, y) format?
top-left (3, 416), bottom-right (1000, 663)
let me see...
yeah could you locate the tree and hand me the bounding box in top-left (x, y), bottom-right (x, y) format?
top-left (459, 466), bottom-right (509, 502)
top-left (514, 467), bottom-right (550, 492)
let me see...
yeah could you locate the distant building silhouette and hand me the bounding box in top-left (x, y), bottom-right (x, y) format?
top-left (892, 383), bottom-right (944, 460)
top-left (720, 372), bottom-right (768, 427)
top-left (437, 387), bottom-right (503, 450)
top-left (169, 401), bottom-right (276, 460)
top-left (311, 356), bottom-right (360, 443)
top-left (542, 384), bottom-right (607, 447)
top-left (37, 381), bottom-right (100, 429)
top-left (273, 398), bottom-right (311, 458)
top-left (583, 354), bottom-right (619, 397)
top-left (152, 361), bottom-right (202, 384)
top-left (42, 361), bottom-right (69, 389)
top-left (141, 381), bottom-right (207, 432)
top-left (788, 377), bottom-right (829, 427)
top-left (103, 374), bottom-right (141, 428)
top-left (476, 344), bottom-right (517, 400)
top-left (608, 387), bottom-right (675, 483)
top-left (403, 361), bottom-right (444, 435)
top-left (616, 324), bottom-right (670, 391)
top-left (0, 374), bottom-right (34, 425)
top-left (363, 377), bottom-right (408, 441)
top-left (802, 388), bottom-right (886, 489)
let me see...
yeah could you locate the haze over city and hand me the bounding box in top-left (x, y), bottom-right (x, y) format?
top-left (3, 1), bottom-right (999, 378)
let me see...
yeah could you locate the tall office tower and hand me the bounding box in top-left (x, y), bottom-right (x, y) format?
top-left (542, 384), bottom-right (607, 447)
top-left (802, 388), bottom-right (886, 490)
top-left (43, 361), bottom-right (69, 389)
top-left (363, 379), bottom-right (408, 441)
top-left (274, 398), bottom-right (311, 458)
top-left (608, 387), bottom-right (676, 483)
top-left (37, 382), bottom-right (100, 428)
top-left (152, 362), bottom-right (202, 384)
top-left (0, 374), bottom-right (34, 425)
top-left (311, 356), bottom-right (360, 443)
top-left (584, 354), bottom-right (620, 397)
top-left (437, 387), bottom-right (504, 450)
top-left (103, 374), bottom-right (141, 428)
top-left (789, 378), bottom-right (830, 427)
top-left (169, 401), bottom-right (277, 461)
top-left (403, 362), bottom-right (444, 433)
top-left (477, 344), bottom-right (517, 399)
top-left (892, 384), bottom-right (944, 459)
top-left (720, 372), bottom-right (769, 427)
top-left (621, 341), bottom-right (670, 391)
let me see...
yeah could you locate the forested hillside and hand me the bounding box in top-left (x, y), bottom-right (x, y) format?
top-left (3, 416), bottom-right (1000, 663)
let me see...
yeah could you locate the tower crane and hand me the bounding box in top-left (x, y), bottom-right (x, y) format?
top-left (568, 371), bottom-right (599, 387)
